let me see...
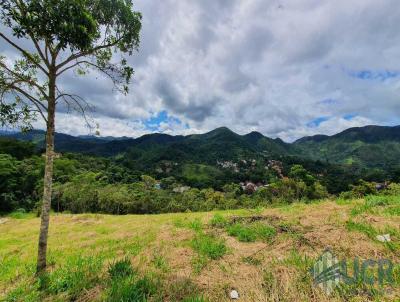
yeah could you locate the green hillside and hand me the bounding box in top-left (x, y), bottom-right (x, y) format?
top-left (2, 125), bottom-right (400, 191)
top-left (293, 125), bottom-right (400, 169)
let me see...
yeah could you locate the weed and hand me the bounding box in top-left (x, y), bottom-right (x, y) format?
top-left (152, 254), bottom-right (169, 272)
top-left (227, 223), bottom-right (257, 242)
top-left (226, 222), bottom-right (276, 243)
top-left (209, 213), bottom-right (228, 228)
top-left (107, 275), bottom-right (158, 302)
top-left (335, 198), bottom-right (353, 205)
top-left (46, 255), bottom-right (103, 300)
top-left (282, 250), bottom-right (313, 272)
top-left (351, 195), bottom-right (400, 216)
top-left (393, 264), bottom-right (400, 286)
top-left (253, 223), bottom-right (277, 242)
top-left (383, 205), bottom-right (400, 216)
top-left (346, 220), bottom-right (377, 239)
top-left (191, 233), bottom-right (226, 260)
top-left (173, 218), bottom-right (186, 228)
top-left (182, 296), bottom-right (209, 302)
top-left (334, 280), bottom-right (383, 301)
top-left (166, 277), bottom-right (204, 301)
top-left (3, 279), bottom-right (41, 302)
top-left (242, 256), bottom-right (262, 266)
top-left (188, 218), bottom-right (203, 232)
top-left (108, 258), bottom-right (135, 280)
top-left (8, 210), bottom-right (34, 219)
top-left (173, 217), bottom-right (203, 232)
top-left (191, 255), bottom-right (209, 274)
top-left (262, 268), bottom-right (278, 295)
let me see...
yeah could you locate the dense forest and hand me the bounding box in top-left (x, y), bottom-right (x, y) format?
top-left (1, 125), bottom-right (400, 214)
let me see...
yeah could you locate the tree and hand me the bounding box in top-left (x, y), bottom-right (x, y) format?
top-left (0, 0), bottom-right (141, 273)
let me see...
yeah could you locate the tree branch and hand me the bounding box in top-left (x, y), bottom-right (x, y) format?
top-left (0, 33), bottom-right (49, 76)
top-left (56, 89), bottom-right (94, 129)
top-left (0, 61), bottom-right (48, 98)
top-left (6, 86), bottom-right (48, 122)
top-left (55, 37), bottom-right (124, 72)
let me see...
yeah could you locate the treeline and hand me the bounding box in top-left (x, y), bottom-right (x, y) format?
top-left (1, 138), bottom-right (398, 214)
top-left (52, 167), bottom-right (329, 215)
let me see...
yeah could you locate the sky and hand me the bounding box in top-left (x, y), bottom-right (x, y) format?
top-left (2, 0), bottom-right (400, 142)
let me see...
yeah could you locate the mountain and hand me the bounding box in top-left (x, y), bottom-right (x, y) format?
top-left (2, 125), bottom-right (400, 170)
top-left (293, 125), bottom-right (400, 168)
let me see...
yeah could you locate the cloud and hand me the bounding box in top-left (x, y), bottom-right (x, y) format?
top-left (2, 0), bottom-right (400, 141)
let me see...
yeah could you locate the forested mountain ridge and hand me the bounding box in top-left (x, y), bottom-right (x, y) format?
top-left (292, 125), bottom-right (400, 168)
top-left (3, 125), bottom-right (400, 169)
top-left (2, 124), bottom-right (400, 214)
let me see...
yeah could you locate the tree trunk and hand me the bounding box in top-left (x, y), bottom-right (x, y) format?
top-left (36, 73), bottom-right (56, 274)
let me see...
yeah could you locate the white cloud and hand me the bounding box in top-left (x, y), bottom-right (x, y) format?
top-left (2, 0), bottom-right (400, 141)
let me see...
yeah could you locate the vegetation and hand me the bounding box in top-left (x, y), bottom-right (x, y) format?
top-left (1, 134), bottom-right (400, 217)
top-left (1, 196), bottom-right (399, 301)
top-left (0, 0), bottom-right (142, 273)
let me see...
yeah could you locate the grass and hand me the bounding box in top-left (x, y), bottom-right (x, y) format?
top-left (209, 213), bottom-right (228, 228)
top-left (106, 274), bottom-right (158, 302)
top-left (226, 222), bottom-right (276, 243)
top-left (350, 195), bottom-right (400, 217)
top-left (1, 198), bottom-right (399, 301)
top-left (108, 258), bottom-right (135, 279)
top-left (191, 233), bottom-right (227, 260)
top-left (346, 220), bottom-right (378, 239)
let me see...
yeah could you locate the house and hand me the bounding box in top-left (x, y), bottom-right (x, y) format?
top-left (244, 182), bottom-right (257, 194)
top-left (375, 181), bottom-right (389, 191)
top-left (173, 186), bottom-right (190, 193)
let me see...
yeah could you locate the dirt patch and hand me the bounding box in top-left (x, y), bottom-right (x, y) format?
top-left (0, 218), bottom-right (9, 224)
top-left (298, 202), bottom-right (350, 227)
top-left (76, 285), bottom-right (103, 302)
top-left (71, 215), bottom-right (103, 225)
top-left (229, 215), bottom-right (281, 224)
top-left (363, 214), bottom-right (400, 231)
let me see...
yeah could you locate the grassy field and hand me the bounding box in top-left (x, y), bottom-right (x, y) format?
top-left (0, 197), bottom-right (399, 301)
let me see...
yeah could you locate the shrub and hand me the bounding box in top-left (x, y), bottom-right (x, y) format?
top-left (342, 180), bottom-right (377, 199)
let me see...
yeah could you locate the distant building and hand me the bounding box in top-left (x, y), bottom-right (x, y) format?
top-left (375, 181), bottom-right (389, 191)
top-left (244, 182), bottom-right (257, 194)
top-left (173, 186), bottom-right (191, 193)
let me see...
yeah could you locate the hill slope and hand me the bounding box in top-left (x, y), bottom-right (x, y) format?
top-left (294, 125), bottom-right (400, 168)
top-left (3, 124), bottom-right (400, 170)
top-left (1, 198), bottom-right (399, 301)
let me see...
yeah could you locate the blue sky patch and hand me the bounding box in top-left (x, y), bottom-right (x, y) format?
top-left (307, 116), bottom-right (330, 128)
top-left (348, 70), bottom-right (400, 81)
top-left (143, 110), bottom-right (186, 132)
top-left (343, 113), bottom-right (357, 120)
